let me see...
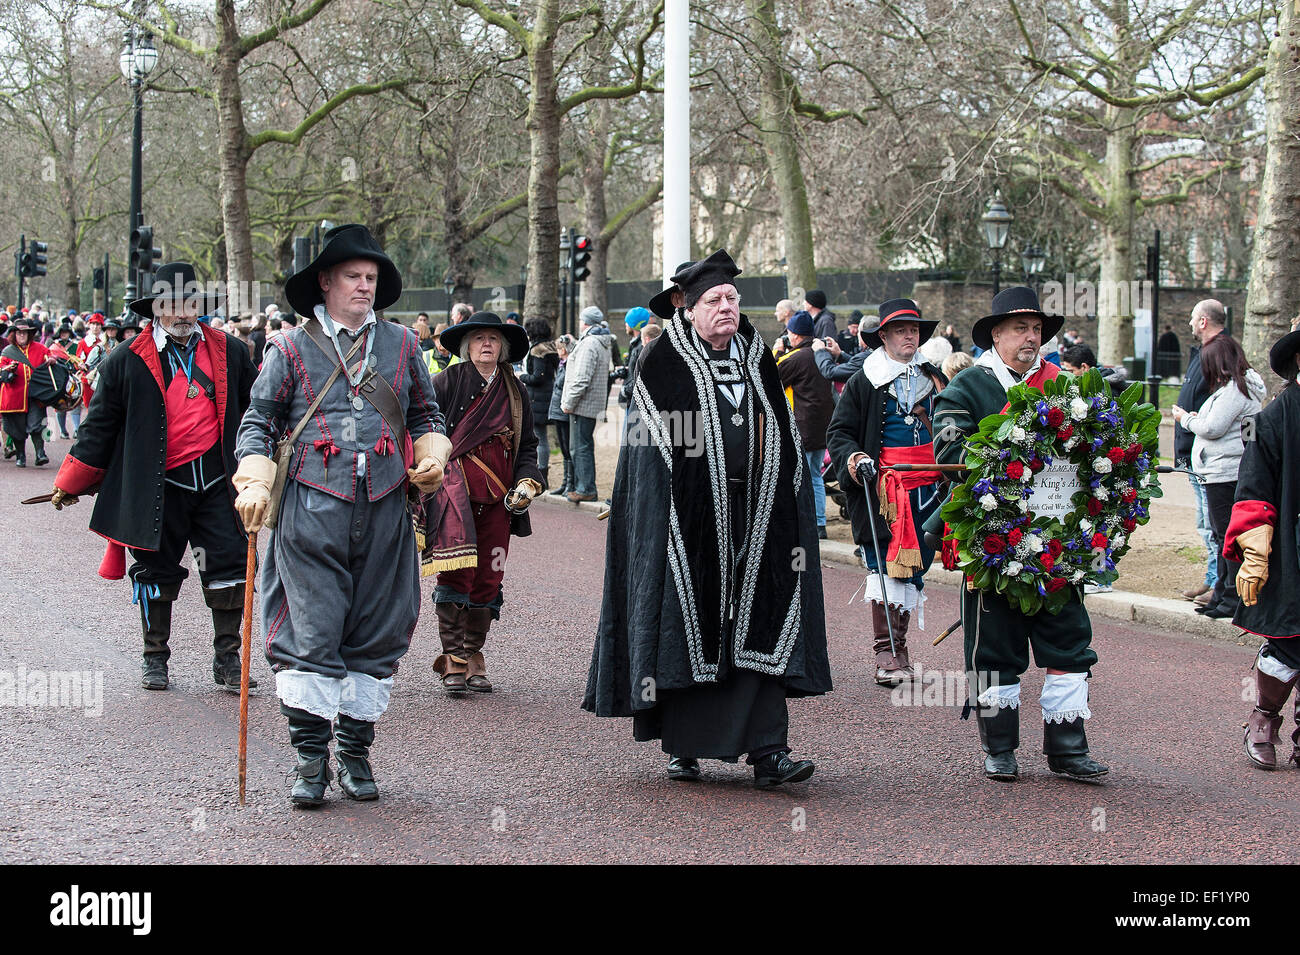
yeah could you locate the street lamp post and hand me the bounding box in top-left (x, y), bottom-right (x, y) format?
top-left (981, 191), bottom-right (1013, 295)
top-left (1020, 244), bottom-right (1046, 286)
top-left (119, 28), bottom-right (158, 306)
top-left (444, 275), bottom-right (455, 325)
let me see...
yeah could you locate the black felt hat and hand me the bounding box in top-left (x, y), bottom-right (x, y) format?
top-left (284, 224), bottom-right (402, 317)
top-left (971, 286), bottom-right (1063, 350)
top-left (862, 297), bottom-right (937, 349)
top-left (439, 311), bottom-right (530, 364)
top-left (1269, 328), bottom-right (1300, 380)
top-left (671, 249), bottom-right (742, 308)
top-left (128, 262), bottom-right (223, 319)
top-left (648, 259), bottom-right (697, 321)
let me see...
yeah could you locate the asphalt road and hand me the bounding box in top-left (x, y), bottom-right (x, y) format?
top-left (1, 443), bottom-right (1295, 864)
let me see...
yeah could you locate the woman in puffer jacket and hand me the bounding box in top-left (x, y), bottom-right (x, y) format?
top-left (519, 318), bottom-right (558, 488)
top-left (1174, 333), bottom-right (1266, 619)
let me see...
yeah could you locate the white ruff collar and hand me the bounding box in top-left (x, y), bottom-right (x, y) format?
top-left (976, 347), bottom-right (1040, 393)
top-left (862, 348), bottom-right (933, 403)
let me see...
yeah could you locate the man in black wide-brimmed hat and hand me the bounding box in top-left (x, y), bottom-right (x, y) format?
top-left (232, 224), bottom-right (450, 807)
top-left (930, 285), bottom-right (1109, 783)
top-left (1228, 317), bottom-right (1300, 770)
top-left (584, 249), bottom-right (831, 788)
top-left (419, 311), bottom-right (543, 693)
top-left (50, 262), bottom-right (259, 693)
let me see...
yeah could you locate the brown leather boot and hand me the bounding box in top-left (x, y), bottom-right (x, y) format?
top-left (871, 601), bottom-right (904, 687)
top-left (891, 606), bottom-right (915, 680)
top-left (433, 603), bottom-right (469, 692)
top-left (1291, 693), bottom-right (1300, 767)
top-left (1245, 665), bottom-right (1297, 769)
top-left (463, 607), bottom-right (495, 692)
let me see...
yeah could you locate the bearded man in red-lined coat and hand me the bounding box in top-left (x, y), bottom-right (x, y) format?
top-left (48, 263), bottom-right (257, 692)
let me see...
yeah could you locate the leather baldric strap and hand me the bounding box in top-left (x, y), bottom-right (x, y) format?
top-left (465, 451), bottom-right (510, 497)
top-left (302, 318), bottom-right (407, 450)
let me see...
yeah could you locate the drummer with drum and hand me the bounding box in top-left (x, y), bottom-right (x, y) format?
top-left (1, 314), bottom-right (54, 467)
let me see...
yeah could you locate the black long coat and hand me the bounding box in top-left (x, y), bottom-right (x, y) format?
top-left (54, 326), bottom-right (256, 550)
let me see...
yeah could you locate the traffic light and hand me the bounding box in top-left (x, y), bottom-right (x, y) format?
top-left (293, 236), bottom-right (312, 276)
top-left (27, 240), bottom-right (47, 277)
top-left (131, 225), bottom-right (161, 275)
top-left (571, 234), bottom-right (592, 283)
top-left (93, 267), bottom-right (105, 290)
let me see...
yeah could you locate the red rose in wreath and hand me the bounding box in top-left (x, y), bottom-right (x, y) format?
top-left (1091, 532), bottom-right (1109, 549)
top-left (1057, 424), bottom-right (1073, 440)
top-left (1045, 577), bottom-right (1068, 593)
top-left (1029, 457), bottom-right (1045, 473)
top-left (1047, 538), bottom-right (1063, 557)
top-left (1007, 527), bottom-right (1024, 546)
top-left (1039, 553), bottom-right (1055, 571)
top-left (1122, 488), bottom-right (1138, 503)
top-left (1005, 461), bottom-right (1025, 481)
top-left (1087, 497), bottom-right (1104, 516)
top-left (983, 534), bottom-right (1006, 555)
top-left (1046, 407), bottom-right (1065, 428)
top-left (1121, 517), bottom-right (1137, 532)
top-left (1106, 447), bottom-right (1126, 465)
top-left (1124, 443), bottom-right (1143, 463)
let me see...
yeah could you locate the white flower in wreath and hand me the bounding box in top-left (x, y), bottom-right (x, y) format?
top-left (1113, 534), bottom-right (1126, 549)
top-left (1025, 534), bottom-right (1043, 552)
top-left (1093, 457), bottom-right (1112, 474)
top-left (979, 493), bottom-right (998, 511)
top-left (1064, 436), bottom-right (1080, 451)
top-left (1070, 397), bottom-right (1088, 420)
top-left (1071, 570), bottom-right (1086, 584)
top-left (1094, 486), bottom-right (1109, 502)
top-left (1010, 426), bottom-right (1027, 444)
top-left (1017, 499), bottom-right (1029, 512)
top-left (1080, 518), bottom-right (1093, 533)
top-left (1015, 541), bottom-right (1033, 559)
top-left (1005, 560), bottom-right (1024, 577)
top-left (1019, 467), bottom-right (1032, 483)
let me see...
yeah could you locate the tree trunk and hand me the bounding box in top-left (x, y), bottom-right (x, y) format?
top-left (215, 0), bottom-right (255, 315)
top-left (1243, 0), bottom-right (1300, 384)
top-left (524, 0), bottom-right (562, 329)
top-left (443, 156), bottom-right (477, 302)
top-left (581, 116), bottom-right (610, 317)
top-left (1096, 107), bottom-right (1137, 368)
top-left (750, 0), bottom-right (816, 293)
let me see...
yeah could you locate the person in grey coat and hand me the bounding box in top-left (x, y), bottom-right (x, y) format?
top-left (560, 307), bottom-right (614, 501)
top-left (232, 225), bottom-right (451, 808)
top-left (1173, 333), bottom-right (1265, 620)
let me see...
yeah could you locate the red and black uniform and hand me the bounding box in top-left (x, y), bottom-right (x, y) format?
top-left (1, 329), bottom-right (52, 465)
top-left (54, 323), bottom-right (257, 684)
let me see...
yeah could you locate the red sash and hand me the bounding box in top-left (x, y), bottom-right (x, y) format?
top-left (877, 442), bottom-right (940, 577)
top-left (1000, 361), bottom-right (1059, 413)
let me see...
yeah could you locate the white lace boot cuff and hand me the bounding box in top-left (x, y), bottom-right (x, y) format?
top-left (1041, 671), bottom-right (1091, 723)
top-left (977, 682), bottom-right (1021, 710)
top-left (338, 671), bottom-right (394, 722)
top-left (275, 669), bottom-right (343, 721)
top-left (1257, 648), bottom-right (1300, 683)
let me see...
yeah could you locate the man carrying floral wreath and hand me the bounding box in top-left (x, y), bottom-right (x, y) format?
top-left (931, 287), bottom-right (1116, 783)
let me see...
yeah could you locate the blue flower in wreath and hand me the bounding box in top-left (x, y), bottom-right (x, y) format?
top-left (1036, 401), bottom-right (1050, 425)
top-left (972, 478), bottom-right (994, 497)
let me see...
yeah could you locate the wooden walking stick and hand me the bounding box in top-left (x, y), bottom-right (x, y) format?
top-left (238, 531), bottom-right (257, 806)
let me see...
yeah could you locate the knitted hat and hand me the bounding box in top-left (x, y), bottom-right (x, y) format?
top-left (786, 310), bottom-right (815, 337)
top-left (625, 306), bottom-right (651, 330)
top-left (581, 305), bottom-right (604, 326)
top-left (805, 290), bottom-right (827, 310)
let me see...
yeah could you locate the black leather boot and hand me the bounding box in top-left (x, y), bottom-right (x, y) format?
top-left (138, 582), bottom-right (180, 690)
top-left (335, 714), bottom-right (379, 801)
top-left (204, 585), bottom-right (257, 692)
top-left (1044, 717), bottom-right (1109, 781)
top-left (284, 704), bottom-right (333, 808)
top-left (977, 704), bottom-right (1020, 781)
top-left (752, 750), bottom-right (815, 788)
top-left (31, 432), bottom-right (47, 467)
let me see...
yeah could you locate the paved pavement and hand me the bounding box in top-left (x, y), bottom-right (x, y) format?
top-left (1, 448), bottom-right (1296, 864)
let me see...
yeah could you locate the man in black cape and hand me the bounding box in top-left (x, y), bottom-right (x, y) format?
top-left (1228, 321), bottom-right (1300, 769)
top-left (583, 250), bottom-right (831, 788)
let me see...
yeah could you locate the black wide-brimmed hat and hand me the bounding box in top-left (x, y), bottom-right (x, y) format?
top-left (862, 297), bottom-right (937, 349)
top-left (439, 311), bottom-right (530, 364)
top-left (284, 223), bottom-right (402, 317)
top-left (1269, 327), bottom-right (1300, 380)
top-left (648, 259), bottom-right (696, 321)
top-left (971, 286), bottom-right (1063, 350)
top-left (11, 315), bottom-right (41, 332)
top-left (129, 262), bottom-right (223, 319)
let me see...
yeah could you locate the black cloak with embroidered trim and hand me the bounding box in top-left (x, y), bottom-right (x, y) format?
top-left (582, 312), bottom-right (832, 718)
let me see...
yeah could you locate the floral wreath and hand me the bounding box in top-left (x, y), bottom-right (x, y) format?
top-left (939, 369), bottom-right (1163, 616)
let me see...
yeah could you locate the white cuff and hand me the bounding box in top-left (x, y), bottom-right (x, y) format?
top-left (978, 682), bottom-right (1021, 710)
top-left (275, 669), bottom-right (342, 721)
top-left (863, 576), bottom-right (926, 630)
top-left (338, 670), bottom-right (394, 721)
top-left (1258, 648), bottom-right (1300, 683)
top-left (1041, 671), bottom-right (1091, 722)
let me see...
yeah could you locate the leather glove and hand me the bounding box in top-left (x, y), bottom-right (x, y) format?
top-left (849, 452), bottom-right (876, 483)
top-left (504, 478), bottom-right (543, 514)
top-left (232, 454), bottom-right (276, 533)
top-left (408, 432), bottom-right (453, 494)
top-left (1235, 524), bottom-right (1273, 607)
top-left (50, 487), bottom-right (78, 510)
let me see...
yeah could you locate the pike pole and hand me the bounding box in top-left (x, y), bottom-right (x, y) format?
top-left (238, 531), bottom-right (257, 805)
